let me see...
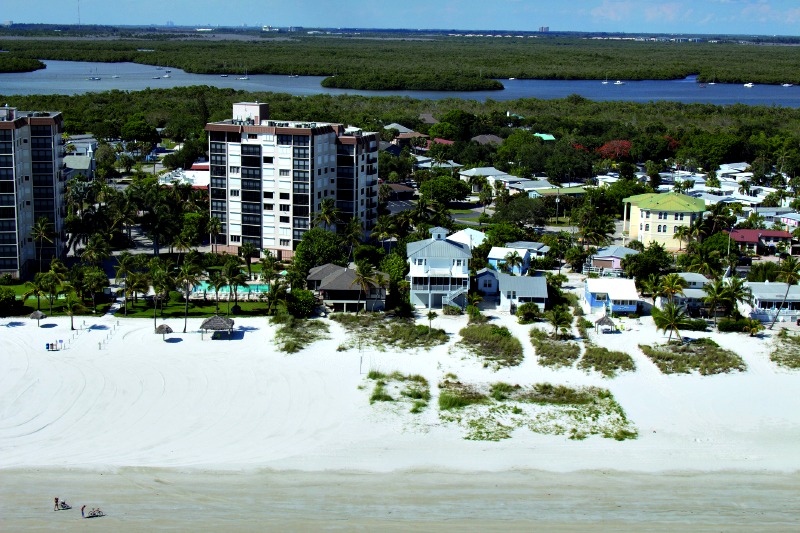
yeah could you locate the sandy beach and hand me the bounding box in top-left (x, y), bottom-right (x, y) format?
top-left (2, 296), bottom-right (800, 529)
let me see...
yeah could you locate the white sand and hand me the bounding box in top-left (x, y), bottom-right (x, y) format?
top-left (2, 295), bottom-right (800, 528)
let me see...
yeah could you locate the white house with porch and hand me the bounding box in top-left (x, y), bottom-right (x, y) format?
top-left (407, 227), bottom-right (471, 309)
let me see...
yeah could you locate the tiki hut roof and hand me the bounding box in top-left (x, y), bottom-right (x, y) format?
top-left (200, 315), bottom-right (234, 331)
top-left (29, 310), bottom-right (46, 320)
top-left (594, 315), bottom-right (615, 328)
top-left (155, 324), bottom-right (174, 334)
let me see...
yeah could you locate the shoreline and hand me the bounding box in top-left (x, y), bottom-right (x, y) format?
top-left (3, 467), bottom-right (799, 531)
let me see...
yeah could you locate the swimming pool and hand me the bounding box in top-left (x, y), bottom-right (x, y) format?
top-left (192, 281), bottom-right (269, 294)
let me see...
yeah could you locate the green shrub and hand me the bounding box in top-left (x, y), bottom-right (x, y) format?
top-left (370, 381), bottom-right (395, 403)
top-left (516, 302), bottom-right (542, 324)
top-left (438, 381), bottom-right (489, 410)
top-left (717, 318), bottom-right (751, 332)
top-left (286, 289), bottom-right (317, 318)
top-left (0, 286), bottom-right (17, 316)
top-left (490, 381), bottom-right (517, 401)
top-left (682, 318), bottom-right (709, 332)
top-left (770, 331), bottom-right (800, 369)
top-left (442, 305), bottom-right (462, 315)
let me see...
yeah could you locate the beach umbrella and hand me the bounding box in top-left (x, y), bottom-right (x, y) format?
top-left (29, 310), bottom-right (46, 328)
top-left (155, 323), bottom-right (173, 341)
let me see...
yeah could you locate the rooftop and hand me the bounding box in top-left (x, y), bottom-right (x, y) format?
top-left (624, 192), bottom-right (706, 212)
top-left (497, 273), bottom-right (548, 298)
top-left (729, 229), bottom-right (791, 242)
top-left (586, 278), bottom-right (639, 301)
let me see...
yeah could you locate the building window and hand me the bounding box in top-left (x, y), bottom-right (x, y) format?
top-left (280, 193), bottom-right (290, 200)
top-left (644, 211), bottom-right (650, 218)
top-left (645, 224), bottom-right (650, 231)
top-left (673, 226), bottom-right (678, 233)
top-left (263, 156), bottom-right (274, 164)
top-left (280, 216), bottom-right (290, 223)
top-left (230, 235), bottom-right (241, 243)
top-left (264, 203), bottom-right (274, 210)
top-left (279, 169), bottom-right (290, 176)
top-left (230, 189), bottom-right (240, 197)
top-left (279, 239), bottom-right (291, 246)
top-left (680, 213), bottom-right (685, 221)
top-left (415, 258), bottom-right (426, 266)
top-left (263, 192), bottom-right (273, 199)
top-left (279, 204), bottom-right (290, 212)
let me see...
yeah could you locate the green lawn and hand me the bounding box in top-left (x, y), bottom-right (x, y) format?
top-left (120, 291), bottom-right (271, 319)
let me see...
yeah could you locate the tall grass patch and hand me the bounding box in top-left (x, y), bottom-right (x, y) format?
top-left (530, 327), bottom-right (580, 368)
top-left (639, 338), bottom-right (745, 375)
top-left (770, 330), bottom-right (800, 369)
top-left (459, 324), bottom-right (524, 368)
top-left (272, 312), bottom-right (330, 353)
top-left (438, 381), bottom-right (637, 442)
top-left (366, 370), bottom-right (431, 413)
top-left (579, 345), bottom-right (636, 378)
top-left (331, 313), bottom-right (448, 351)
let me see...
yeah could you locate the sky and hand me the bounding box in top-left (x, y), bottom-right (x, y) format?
top-left (5, 1), bottom-right (800, 36)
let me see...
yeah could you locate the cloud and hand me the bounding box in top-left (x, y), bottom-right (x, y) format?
top-left (644, 3), bottom-right (690, 22)
top-left (590, 1), bottom-right (635, 22)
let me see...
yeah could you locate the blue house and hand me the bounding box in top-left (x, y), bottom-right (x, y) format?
top-left (584, 278), bottom-right (639, 315)
top-left (487, 246), bottom-right (530, 275)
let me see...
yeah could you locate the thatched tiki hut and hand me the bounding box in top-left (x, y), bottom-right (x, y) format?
top-left (200, 315), bottom-right (235, 339)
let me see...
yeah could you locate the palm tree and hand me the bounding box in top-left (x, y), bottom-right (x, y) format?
top-left (702, 278), bottom-right (726, 325)
top-left (371, 216), bottom-right (397, 254)
top-left (313, 198), bottom-right (340, 229)
top-left (83, 267), bottom-right (109, 313)
top-left (504, 251), bottom-right (524, 275)
top-left (23, 274), bottom-right (46, 311)
top-left (149, 261), bottom-right (174, 328)
top-left (426, 310), bottom-right (437, 333)
top-left (640, 273), bottom-right (663, 305)
top-left (545, 305), bottom-right (572, 339)
top-left (686, 248), bottom-right (721, 277)
top-left (351, 261), bottom-right (377, 315)
top-left (769, 255), bottom-right (800, 329)
top-left (341, 217), bottom-right (363, 264)
top-left (742, 318), bottom-right (764, 337)
top-left (80, 233), bottom-right (111, 266)
top-left (40, 264), bottom-right (67, 316)
top-left (174, 262), bottom-right (201, 333)
top-left (31, 216), bottom-right (54, 273)
top-left (659, 273), bottom-right (688, 305)
top-left (223, 261), bottom-right (248, 313)
top-left (652, 302), bottom-right (690, 342)
top-left (721, 276), bottom-right (753, 316)
top-left (738, 180), bottom-right (752, 196)
top-left (63, 291), bottom-right (83, 331)
top-left (239, 241), bottom-right (258, 280)
top-left (208, 216), bottom-right (222, 254)
top-left (206, 270), bottom-right (227, 314)
top-left (674, 225), bottom-right (691, 251)
top-left (579, 215), bottom-right (615, 249)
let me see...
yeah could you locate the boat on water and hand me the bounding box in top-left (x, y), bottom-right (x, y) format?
top-left (152, 76), bottom-right (161, 80)
top-left (614, 80), bottom-right (625, 85)
top-left (508, 77), bottom-right (515, 80)
top-left (220, 74), bottom-right (228, 78)
top-left (238, 72), bottom-right (249, 80)
top-left (744, 83), bottom-right (754, 88)
top-left (87, 76), bottom-right (101, 81)
top-left (783, 83), bottom-right (794, 87)
top-left (289, 74), bottom-right (299, 78)
top-left (111, 75), bottom-right (120, 79)
top-left (162, 74), bottom-right (171, 78)
top-left (156, 66), bottom-right (163, 70)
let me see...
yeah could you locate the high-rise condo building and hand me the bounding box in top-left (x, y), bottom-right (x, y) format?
top-left (205, 102), bottom-right (379, 259)
top-left (0, 106), bottom-right (65, 277)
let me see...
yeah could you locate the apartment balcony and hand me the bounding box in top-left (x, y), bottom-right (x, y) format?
top-left (366, 178), bottom-right (378, 187)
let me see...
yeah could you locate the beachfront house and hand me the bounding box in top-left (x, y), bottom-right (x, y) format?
top-left (582, 245), bottom-right (639, 277)
top-left (307, 263), bottom-right (387, 312)
top-left (728, 229), bottom-right (792, 256)
top-left (407, 227), bottom-right (471, 309)
top-left (498, 273), bottom-right (548, 313)
top-left (747, 281), bottom-right (800, 323)
top-left (584, 278), bottom-right (639, 315)
top-left (623, 192), bottom-right (706, 252)
top-left (487, 246), bottom-right (530, 275)
top-left (475, 269), bottom-right (548, 312)
top-left (657, 272), bottom-right (709, 315)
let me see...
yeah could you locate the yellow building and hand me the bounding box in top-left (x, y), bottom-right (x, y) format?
top-left (623, 193), bottom-right (706, 251)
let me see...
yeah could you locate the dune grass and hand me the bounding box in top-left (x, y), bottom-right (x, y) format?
top-left (639, 338), bottom-right (745, 375)
top-left (459, 324), bottom-right (524, 368)
top-left (367, 370), bottom-right (431, 413)
top-left (530, 328), bottom-right (580, 368)
top-left (771, 330), bottom-right (800, 369)
top-left (272, 313), bottom-right (330, 353)
top-left (438, 380), bottom-right (637, 441)
top-left (331, 313), bottom-right (448, 351)
top-left (579, 345), bottom-right (636, 378)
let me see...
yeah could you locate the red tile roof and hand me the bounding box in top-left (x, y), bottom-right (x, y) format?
top-left (728, 229), bottom-right (791, 243)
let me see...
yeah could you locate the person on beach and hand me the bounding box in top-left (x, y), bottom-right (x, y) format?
top-left (54, 497), bottom-right (59, 511)
top-left (81, 505), bottom-right (85, 518)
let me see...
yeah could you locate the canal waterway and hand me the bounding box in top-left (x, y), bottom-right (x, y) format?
top-left (2, 60), bottom-right (800, 107)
